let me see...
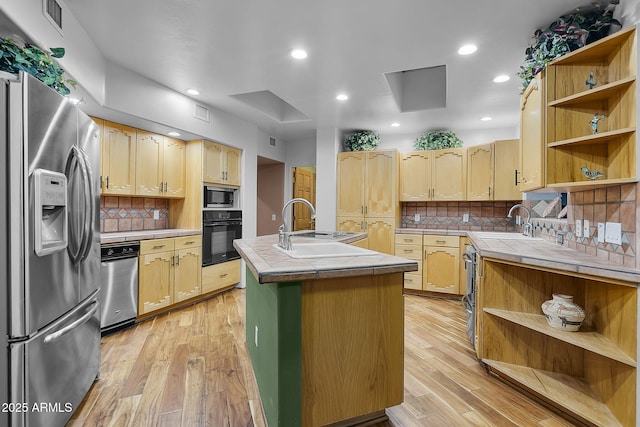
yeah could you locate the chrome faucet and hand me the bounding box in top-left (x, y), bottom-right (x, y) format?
top-left (278, 198), bottom-right (316, 250)
top-left (507, 203), bottom-right (533, 237)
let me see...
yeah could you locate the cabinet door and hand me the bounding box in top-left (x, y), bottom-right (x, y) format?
top-left (203, 141), bottom-right (224, 184)
top-left (163, 137), bottom-right (186, 197)
top-left (365, 151), bottom-right (397, 217)
top-left (519, 73), bottom-right (545, 192)
top-left (102, 121), bottom-right (137, 195)
top-left (174, 247), bottom-right (202, 302)
top-left (136, 132), bottom-right (164, 196)
top-left (432, 149), bottom-right (466, 201)
top-left (366, 218), bottom-right (395, 255)
top-left (424, 245), bottom-right (459, 294)
top-left (138, 250), bottom-right (173, 315)
top-left (336, 217), bottom-right (364, 233)
top-left (224, 146), bottom-right (242, 186)
top-left (466, 144), bottom-right (493, 201)
top-left (336, 152), bottom-right (365, 217)
top-left (202, 259), bottom-right (241, 294)
top-left (400, 151), bottom-right (431, 201)
top-left (493, 139), bottom-right (521, 200)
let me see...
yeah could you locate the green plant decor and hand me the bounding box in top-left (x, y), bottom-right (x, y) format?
top-left (517, 3), bottom-right (621, 93)
top-left (344, 130), bottom-right (380, 151)
top-left (0, 37), bottom-right (76, 95)
top-left (414, 130), bottom-right (463, 151)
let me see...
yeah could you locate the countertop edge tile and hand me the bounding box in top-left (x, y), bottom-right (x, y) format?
top-left (101, 229), bottom-right (201, 244)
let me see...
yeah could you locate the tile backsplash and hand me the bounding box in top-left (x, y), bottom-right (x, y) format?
top-left (402, 201), bottom-right (520, 231)
top-left (100, 196), bottom-right (169, 232)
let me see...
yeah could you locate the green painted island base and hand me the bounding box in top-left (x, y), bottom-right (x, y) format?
top-left (245, 267), bottom-right (404, 426)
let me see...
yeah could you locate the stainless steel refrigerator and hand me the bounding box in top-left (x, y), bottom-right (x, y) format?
top-left (0, 71), bottom-right (101, 427)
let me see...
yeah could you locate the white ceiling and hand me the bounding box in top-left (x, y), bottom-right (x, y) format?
top-left (63, 0), bottom-right (610, 143)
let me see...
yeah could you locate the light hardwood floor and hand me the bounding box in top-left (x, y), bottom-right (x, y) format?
top-left (69, 290), bottom-right (576, 427)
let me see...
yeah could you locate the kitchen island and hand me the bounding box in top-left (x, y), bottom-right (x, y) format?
top-left (233, 233), bottom-right (418, 427)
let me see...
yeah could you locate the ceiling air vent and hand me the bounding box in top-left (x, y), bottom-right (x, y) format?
top-left (269, 136), bottom-right (276, 147)
top-left (193, 103), bottom-right (210, 123)
top-left (43, 0), bottom-right (63, 33)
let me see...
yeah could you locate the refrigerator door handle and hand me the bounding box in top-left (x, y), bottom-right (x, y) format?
top-left (65, 146), bottom-right (92, 265)
top-left (78, 147), bottom-right (94, 263)
top-left (43, 300), bottom-right (98, 344)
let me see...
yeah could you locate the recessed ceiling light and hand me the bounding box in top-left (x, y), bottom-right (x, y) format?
top-left (458, 44), bottom-right (477, 55)
top-left (480, 116), bottom-right (492, 121)
top-left (168, 131), bottom-right (181, 137)
top-left (336, 93), bottom-right (349, 101)
top-left (186, 88), bottom-right (200, 96)
top-left (493, 74), bottom-right (510, 83)
top-left (391, 122), bottom-right (400, 127)
top-left (290, 48), bottom-right (308, 59)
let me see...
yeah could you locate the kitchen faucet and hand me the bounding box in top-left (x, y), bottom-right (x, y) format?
top-left (278, 198), bottom-right (316, 250)
top-left (507, 203), bottom-right (533, 237)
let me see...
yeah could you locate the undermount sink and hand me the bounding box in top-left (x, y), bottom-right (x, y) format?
top-left (474, 232), bottom-right (543, 240)
top-left (272, 242), bottom-right (378, 259)
top-left (292, 230), bottom-right (352, 239)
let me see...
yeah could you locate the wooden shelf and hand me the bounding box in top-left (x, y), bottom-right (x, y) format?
top-left (484, 359), bottom-right (623, 427)
top-left (548, 76), bottom-right (635, 107)
top-left (547, 127), bottom-right (636, 148)
top-left (546, 177), bottom-right (639, 189)
top-left (484, 308), bottom-right (636, 367)
top-left (548, 25), bottom-right (636, 66)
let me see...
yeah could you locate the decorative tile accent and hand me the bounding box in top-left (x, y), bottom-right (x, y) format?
top-left (100, 196), bottom-right (170, 232)
top-left (401, 201), bottom-right (520, 232)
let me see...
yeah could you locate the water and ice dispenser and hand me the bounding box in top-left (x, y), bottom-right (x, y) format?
top-left (33, 169), bottom-right (68, 256)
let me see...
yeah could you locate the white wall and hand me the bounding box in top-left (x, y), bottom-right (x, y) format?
top-left (315, 128), bottom-right (340, 230)
top-left (284, 136), bottom-right (316, 202)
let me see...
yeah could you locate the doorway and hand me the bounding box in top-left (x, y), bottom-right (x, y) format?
top-left (292, 166), bottom-right (316, 231)
top-left (256, 156), bottom-right (285, 236)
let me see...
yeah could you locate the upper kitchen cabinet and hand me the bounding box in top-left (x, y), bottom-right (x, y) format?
top-left (545, 26), bottom-right (637, 188)
top-left (493, 139), bottom-right (522, 200)
top-left (519, 72), bottom-right (546, 192)
top-left (466, 144), bottom-right (493, 201)
top-left (400, 148), bottom-right (466, 201)
top-left (99, 120), bottom-right (137, 195)
top-left (135, 131), bottom-right (186, 198)
top-left (203, 140), bottom-right (241, 187)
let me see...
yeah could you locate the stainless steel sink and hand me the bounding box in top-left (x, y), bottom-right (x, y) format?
top-left (473, 232), bottom-right (543, 240)
top-left (272, 242), bottom-right (378, 258)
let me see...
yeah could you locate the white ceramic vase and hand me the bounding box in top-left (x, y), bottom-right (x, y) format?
top-left (541, 294), bottom-right (585, 332)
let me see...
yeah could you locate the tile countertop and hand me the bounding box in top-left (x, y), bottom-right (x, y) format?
top-left (233, 233), bottom-right (418, 284)
top-left (396, 228), bottom-right (640, 284)
top-left (100, 229), bottom-right (201, 244)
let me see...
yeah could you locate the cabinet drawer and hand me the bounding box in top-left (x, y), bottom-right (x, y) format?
top-left (403, 273), bottom-right (423, 290)
top-left (140, 238), bottom-right (175, 254)
top-left (202, 259), bottom-right (241, 294)
top-left (395, 244), bottom-right (422, 260)
top-left (395, 234), bottom-right (423, 245)
top-left (424, 235), bottom-right (459, 248)
top-left (175, 235), bottom-right (202, 250)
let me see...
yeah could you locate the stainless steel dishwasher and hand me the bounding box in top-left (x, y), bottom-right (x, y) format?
top-left (100, 242), bottom-right (140, 334)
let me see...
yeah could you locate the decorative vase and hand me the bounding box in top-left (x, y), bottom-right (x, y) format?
top-left (541, 294), bottom-right (585, 332)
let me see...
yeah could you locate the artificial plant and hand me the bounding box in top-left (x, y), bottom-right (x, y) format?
top-left (414, 130), bottom-right (463, 151)
top-left (344, 130), bottom-right (380, 151)
top-left (0, 37), bottom-right (76, 95)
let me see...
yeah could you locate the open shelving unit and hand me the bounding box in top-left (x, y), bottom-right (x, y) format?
top-left (477, 259), bottom-right (637, 426)
top-left (545, 25), bottom-right (638, 188)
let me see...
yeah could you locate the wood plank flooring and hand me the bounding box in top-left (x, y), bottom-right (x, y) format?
top-left (68, 290), bottom-right (576, 426)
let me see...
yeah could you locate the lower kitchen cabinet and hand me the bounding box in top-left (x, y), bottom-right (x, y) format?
top-left (337, 216), bottom-right (396, 255)
top-left (138, 235), bottom-right (202, 315)
top-left (202, 259), bottom-right (241, 294)
top-left (423, 235), bottom-right (459, 294)
top-left (395, 234), bottom-right (423, 290)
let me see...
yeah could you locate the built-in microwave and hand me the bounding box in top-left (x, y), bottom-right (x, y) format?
top-left (204, 185), bottom-right (237, 208)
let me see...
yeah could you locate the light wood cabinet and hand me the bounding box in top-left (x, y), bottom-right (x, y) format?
top-left (545, 26), bottom-right (637, 188)
top-left (477, 258), bottom-right (637, 427)
top-left (466, 144), bottom-right (493, 200)
top-left (399, 148), bottom-right (466, 201)
top-left (519, 73), bottom-right (546, 192)
top-left (136, 132), bottom-right (186, 197)
top-left (394, 234), bottom-right (423, 290)
top-left (99, 120), bottom-right (137, 195)
top-left (493, 139), bottom-right (521, 200)
top-left (336, 150), bottom-right (399, 254)
top-left (202, 259), bottom-right (240, 294)
top-left (423, 235), bottom-right (460, 294)
top-left (138, 236), bottom-right (202, 315)
top-left (203, 140), bottom-right (241, 186)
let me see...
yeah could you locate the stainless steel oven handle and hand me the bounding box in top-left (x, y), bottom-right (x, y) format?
top-left (43, 301), bottom-right (98, 343)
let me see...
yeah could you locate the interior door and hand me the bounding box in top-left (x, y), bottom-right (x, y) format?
top-left (292, 167), bottom-right (316, 231)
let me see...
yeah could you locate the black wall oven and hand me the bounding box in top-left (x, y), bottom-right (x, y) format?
top-left (202, 210), bottom-right (242, 266)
